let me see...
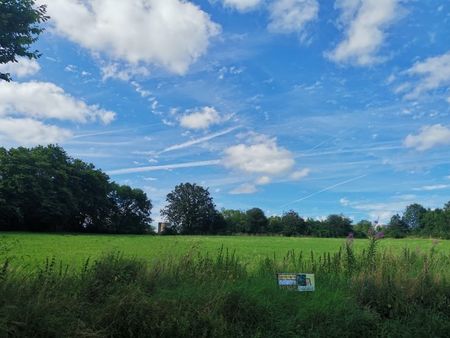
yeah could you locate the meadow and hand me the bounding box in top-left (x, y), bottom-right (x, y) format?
top-left (1, 233), bottom-right (450, 337)
top-left (1, 232), bottom-right (449, 270)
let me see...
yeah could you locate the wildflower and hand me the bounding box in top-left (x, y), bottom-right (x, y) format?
top-left (375, 232), bottom-right (384, 240)
top-left (346, 232), bottom-right (354, 245)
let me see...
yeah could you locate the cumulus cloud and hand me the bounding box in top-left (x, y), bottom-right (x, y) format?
top-left (179, 107), bottom-right (226, 130)
top-left (223, 135), bottom-right (295, 175)
top-left (327, 0), bottom-right (400, 66)
top-left (402, 51), bottom-right (450, 99)
top-left (0, 81), bottom-right (115, 124)
top-left (404, 124), bottom-right (450, 151)
top-left (268, 0), bottom-right (319, 34)
top-left (41, 0), bottom-right (220, 75)
top-left (0, 118), bottom-right (72, 146)
top-left (222, 0), bottom-right (262, 11)
top-left (230, 183), bottom-right (258, 194)
top-left (0, 57), bottom-right (40, 78)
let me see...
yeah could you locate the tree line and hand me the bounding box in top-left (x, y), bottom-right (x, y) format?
top-left (160, 182), bottom-right (450, 239)
top-left (0, 146), bottom-right (152, 233)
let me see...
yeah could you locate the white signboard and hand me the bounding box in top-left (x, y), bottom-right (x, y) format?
top-left (277, 273), bottom-right (315, 292)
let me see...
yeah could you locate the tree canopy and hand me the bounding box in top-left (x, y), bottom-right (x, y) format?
top-left (0, 145), bottom-right (153, 233)
top-left (0, 0), bottom-right (49, 81)
top-left (161, 183), bottom-right (223, 234)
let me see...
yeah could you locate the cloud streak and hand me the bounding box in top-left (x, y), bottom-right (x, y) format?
top-left (108, 159), bottom-right (221, 175)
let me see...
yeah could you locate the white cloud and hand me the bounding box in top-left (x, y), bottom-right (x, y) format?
top-left (256, 176), bottom-right (271, 185)
top-left (230, 183), bottom-right (258, 194)
top-left (402, 51), bottom-right (450, 99)
top-left (327, 0), bottom-right (400, 66)
top-left (340, 197), bottom-right (350, 206)
top-left (404, 124), bottom-right (450, 151)
top-left (290, 168), bottom-right (310, 180)
top-left (344, 199), bottom-right (412, 224)
top-left (179, 107), bottom-right (226, 130)
top-left (0, 57), bottom-right (40, 78)
top-left (223, 135), bottom-right (295, 175)
top-left (101, 63), bottom-right (150, 81)
top-left (413, 184), bottom-right (450, 191)
top-left (268, 0), bottom-right (319, 34)
top-left (41, 0), bottom-right (220, 75)
top-left (0, 81), bottom-right (115, 124)
top-left (222, 0), bottom-right (262, 11)
top-left (0, 118), bottom-right (72, 146)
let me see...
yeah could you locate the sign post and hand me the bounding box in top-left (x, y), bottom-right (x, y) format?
top-left (277, 273), bottom-right (315, 292)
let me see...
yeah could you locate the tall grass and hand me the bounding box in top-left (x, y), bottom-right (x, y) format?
top-left (0, 239), bottom-right (449, 337)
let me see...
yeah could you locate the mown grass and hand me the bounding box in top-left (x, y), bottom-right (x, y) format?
top-left (0, 237), bottom-right (449, 337)
top-left (1, 232), bottom-right (449, 270)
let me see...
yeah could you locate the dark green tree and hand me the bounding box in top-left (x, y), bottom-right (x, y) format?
top-left (281, 210), bottom-right (305, 236)
top-left (353, 220), bottom-right (373, 238)
top-left (221, 209), bottom-right (248, 233)
top-left (326, 214), bottom-right (353, 237)
top-left (402, 203), bottom-right (427, 230)
top-left (267, 215), bottom-right (283, 234)
top-left (0, 0), bottom-right (49, 81)
top-left (385, 214), bottom-right (409, 238)
top-left (108, 184), bottom-right (152, 234)
top-left (245, 208), bottom-right (268, 233)
top-left (161, 183), bottom-right (219, 234)
top-left (0, 145), bottom-right (152, 234)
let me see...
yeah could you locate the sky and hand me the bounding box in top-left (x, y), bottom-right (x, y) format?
top-left (0, 0), bottom-right (450, 224)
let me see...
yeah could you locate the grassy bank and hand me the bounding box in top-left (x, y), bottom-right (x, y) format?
top-left (1, 238), bottom-right (449, 337)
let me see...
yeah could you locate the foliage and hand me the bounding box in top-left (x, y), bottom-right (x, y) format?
top-left (280, 210), bottom-right (305, 236)
top-left (385, 214), bottom-right (409, 238)
top-left (161, 183), bottom-right (223, 234)
top-left (0, 145), bottom-right (153, 233)
top-left (245, 208), bottom-right (268, 233)
top-left (402, 203), bottom-right (427, 229)
top-left (0, 0), bottom-right (49, 81)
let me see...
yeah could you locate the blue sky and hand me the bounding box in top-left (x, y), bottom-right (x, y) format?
top-left (1, 0), bottom-right (450, 223)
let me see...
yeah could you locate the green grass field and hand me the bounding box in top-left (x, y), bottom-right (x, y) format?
top-left (1, 232), bottom-right (449, 270)
top-left (1, 233), bottom-right (450, 337)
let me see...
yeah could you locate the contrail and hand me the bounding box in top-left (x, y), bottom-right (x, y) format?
top-left (281, 174), bottom-right (367, 208)
top-left (107, 159), bottom-right (221, 175)
top-left (159, 126), bottom-right (239, 154)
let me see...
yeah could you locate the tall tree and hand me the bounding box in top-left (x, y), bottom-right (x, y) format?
top-left (245, 208), bottom-right (268, 234)
top-left (0, 0), bottom-right (49, 81)
top-left (326, 214), bottom-right (353, 237)
top-left (402, 203), bottom-right (427, 230)
top-left (221, 209), bottom-right (248, 233)
top-left (281, 210), bottom-right (305, 236)
top-left (161, 183), bottom-right (219, 234)
top-left (108, 184), bottom-right (152, 234)
top-left (386, 214), bottom-right (409, 238)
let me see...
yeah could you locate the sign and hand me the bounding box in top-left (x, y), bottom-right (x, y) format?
top-left (277, 273), bottom-right (315, 292)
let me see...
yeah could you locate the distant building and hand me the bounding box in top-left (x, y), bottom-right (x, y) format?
top-left (158, 222), bottom-right (170, 233)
